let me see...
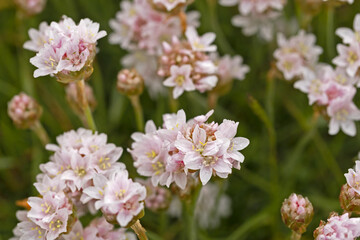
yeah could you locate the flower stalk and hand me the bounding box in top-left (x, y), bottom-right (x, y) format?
top-left (291, 231), bottom-right (301, 240)
top-left (130, 220), bottom-right (148, 240)
top-left (31, 121), bottom-right (50, 146)
top-left (76, 79), bottom-right (97, 132)
top-left (129, 95), bottom-right (144, 132)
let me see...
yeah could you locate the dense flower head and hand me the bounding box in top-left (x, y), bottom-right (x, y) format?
top-left (109, 0), bottom-right (200, 97)
top-left (314, 213), bottom-right (360, 240)
top-left (14, 0), bottom-right (47, 16)
top-left (117, 68), bottom-right (144, 96)
top-left (274, 30), bottom-right (323, 80)
top-left (129, 109), bottom-right (250, 188)
top-left (220, 0), bottom-right (287, 41)
top-left (24, 16), bottom-right (106, 82)
top-left (281, 193), bottom-right (314, 234)
top-left (339, 183), bottom-right (360, 215)
top-left (62, 218), bottom-right (136, 240)
top-left (8, 92), bottom-right (43, 129)
top-left (159, 27), bottom-right (219, 98)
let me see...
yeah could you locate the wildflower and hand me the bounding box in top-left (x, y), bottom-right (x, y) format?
top-left (163, 65), bottom-right (195, 98)
top-left (117, 69), bottom-right (144, 96)
top-left (339, 183), bottom-right (360, 215)
top-left (333, 43), bottom-right (360, 77)
top-left (25, 16), bottom-right (106, 82)
top-left (314, 213), bottom-right (360, 240)
top-left (345, 160), bottom-right (360, 195)
top-left (14, 0), bottom-right (46, 16)
top-left (281, 193), bottom-right (314, 234)
top-left (185, 27), bottom-right (217, 52)
top-left (8, 92), bottom-right (42, 129)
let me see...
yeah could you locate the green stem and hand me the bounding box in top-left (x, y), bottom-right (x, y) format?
top-left (169, 89), bottom-right (178, 113)
top-left (31, 121), bottom-right (50, 146)
top-left (130, 220), bottom-right (148, 240)
top-left (291, 231), bottom-right (301, 240)
top-left (184, 185), bottom-right (202, 240)
top-left (76, 80), bottom-right (97, 132)
top-left (207, 92), bottom-right (218, 110)
top-left (129, 95), bottom-right (144, 132)
top-left (326, 6), bottom-right (335, 60)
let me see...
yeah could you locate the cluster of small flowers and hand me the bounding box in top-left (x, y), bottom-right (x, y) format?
top-left (129, 109), bottom-right (250, 189)
top-left (275, 16), bottom-right (360, 137)
top-left (24, 16), bottom-right (106, 82)
top-left (109, 0), bottom-right (200, 96)
top-left (314, 213), bottom-right (360, 240)
top-left (62, 217), bottom-right (136, 240)
top-left (158, 27), bottom-right (220, 98)
top-left (8, 92), bottom-right (42, 129)
top-left (274, 30), bottom-right (323, 80)
top-left (12, 128), bottom-right (146, 239)
top-left (14, 0), bottom-right (46, 16)
top-left (219, 0), bottom-right (287, 41)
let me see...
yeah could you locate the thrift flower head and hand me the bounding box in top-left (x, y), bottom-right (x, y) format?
top-left (314, 213), bottom-right (360, 240)
top-left (339, 183), bottom-right (360, 215)
top-left (281, 193), bottom-right (314, 234)
top-left (14, 0), bottom-right (46, 16)
top-left (117, 68), bottom-right (144, 96)
top-left (158, 28), bottom-right (219, 98)
top-left (25, 16), bottom-right (106, 82)
top-left (8, 92), bottom-right (42, 129)
top-left (129, 109), bottom-right (249, 188)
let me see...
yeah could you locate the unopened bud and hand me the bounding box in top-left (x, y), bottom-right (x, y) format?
top-left (117, 69), bottom-right (144, 96)
top-left (66, 82), bottom-right (97, 115)
top-left (8, 92), bottom-right (42, 129)
top-left (281, 193), bottom-right (314, 234)
top-left (14, 0), bottom-right (47, 16)
top-left (340, 183), bottom-right (360, 215)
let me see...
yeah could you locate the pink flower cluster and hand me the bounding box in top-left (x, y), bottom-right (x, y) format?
top-left (220, 0), bottom-right (287, 41)
top-left (14, 0), bottom-right (46, 16)
top-left (129, 109), bottom-right (250, 188)
top-left (274, 30), bottom-right (323, 80)
top-left (158, 27), bottom-right (219, 98)
top-left (12, 129), bottom-right (146, 239)
top-left (314, 213), bottom-right (360, 240)
top-left (8, 92), bottom-right (42, 129)
top-left (109, 0), bottom-right (200, 96)
top-left (24, 16), bottom-right (106, 80)
top-left (345, 159), bottom-right (360, 195)
top-left (62, 217), bottom-right (136, 240)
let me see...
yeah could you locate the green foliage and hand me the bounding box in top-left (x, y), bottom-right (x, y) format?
top-left (1, 0), bottom-right (360, 239)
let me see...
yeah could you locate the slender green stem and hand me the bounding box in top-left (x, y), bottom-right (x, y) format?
top-left (129, 95), bottom-right (144, 132)
top-left (130, 220), bottom-right (148, 240)
top-left (184, 185), bottom-right (202, 240)
top-left (76, 80), bottom-right (97, 132)
top-left (207, 92), bottom-right (218, 110)
top-left (31, 121), bottom-right (50, 146)
top-left (291, 231), bottom-right (301, 240)
top-left (326, 6), bottom-right (335, 60)
top-left (169, 89), bottom-right (178, 113)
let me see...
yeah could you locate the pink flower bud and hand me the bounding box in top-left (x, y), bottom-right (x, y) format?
top-left (8, 92), bottom-right (42, 129)
top-left (340, 183), bottom-right (360, 215)
top-left (14, 0), bottom-right (47, 16)
top-left (117, 69), bottom-right (144, 96)
top-left (281, 193), bottom-right (314, 234)
top-left (140, 179), bottom-right (172, 212)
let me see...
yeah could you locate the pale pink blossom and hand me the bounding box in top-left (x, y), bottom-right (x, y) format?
top-left (345, 160), bottom-right (360, 195)
top-left (11, 210), bottom-right (46, 240)
top-left (14, 0), bottom-right (46, 16)
top-left (185, 27), bottom-right (217, 52)
top-left (164, 65), bottom-right (196, 98)
top-left (333, 43), bottom-right (360, 77)
top-left (336, 14), bottom-right (360, 45)
top-left (314, 213), bottom-right (360, 240)
top-left (213, 54), bottom-right (250, 83)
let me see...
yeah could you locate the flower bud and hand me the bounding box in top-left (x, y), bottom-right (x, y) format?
top-left (117, 69), bottom-right (144, 96)
top-left (14, 0), bottom-right (47, 16)
top-left (144, 183), bottom-right (172, 212)
top-left (281, 193), bottom-right (314, 234)
top-left (340, 183), bottom-right (360, 215)
top-left (8, 92), bottom-right (42, 129)
top-left (65, 82), bottom-right (97, 115)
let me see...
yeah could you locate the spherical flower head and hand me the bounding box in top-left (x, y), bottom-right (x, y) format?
top-left (14, 0), bottom-right (47, 16)
top-left (314, 212), bottom-right (360, 240)
top-left (117, 69), bottom-right (144, 96)
top-left (66, 82), bottom-right (97, 116)
top-left (339, 183), bottom-right (360, 215)
top-left (281, 193), bottom-right (314, 234)
top-left (8, 92), bottom-right (42, 129)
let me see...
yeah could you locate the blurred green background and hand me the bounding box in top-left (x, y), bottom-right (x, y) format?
top-left (1, 0), bottom-right (360, 239)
